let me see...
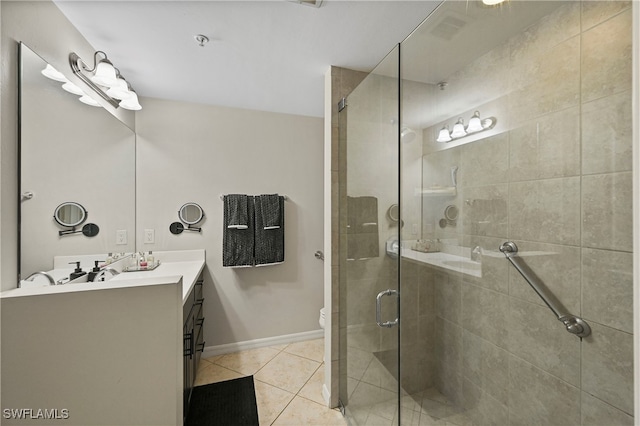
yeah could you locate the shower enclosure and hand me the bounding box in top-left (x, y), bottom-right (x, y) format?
top-left (338, 1), bottom-right (635, 425)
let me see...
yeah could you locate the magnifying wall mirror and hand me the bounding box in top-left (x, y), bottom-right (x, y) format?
top-left (170, 203), bottom-right (205, 234)
top-left (53, 202), bottom-right (100, 237)
top-left (53, 202), bottom-right (86, 227)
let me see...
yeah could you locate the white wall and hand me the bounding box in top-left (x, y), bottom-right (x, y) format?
top-left (136, 97), bottom-right (325, 346)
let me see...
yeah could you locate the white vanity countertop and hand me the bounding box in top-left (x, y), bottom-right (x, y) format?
top-left (3, 249), bottom-right (206, 305)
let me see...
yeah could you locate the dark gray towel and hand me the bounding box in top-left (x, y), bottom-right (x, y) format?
top-left (223, 195), bottom-right (254, 267)
top-left (259, 194), bottom-right (281, 229)
top-left (254, 195), bottom-right (284, 265)
top-left (225, 194), bottom-right (249, 229)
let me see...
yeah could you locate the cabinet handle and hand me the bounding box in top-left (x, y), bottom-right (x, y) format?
top-left (183, 331), bottom-right (194, 358)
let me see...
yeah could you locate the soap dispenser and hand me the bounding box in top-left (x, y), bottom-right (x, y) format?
top-left (146, 251), bottom-right (155, 267)
top-left (88, 261), bottom-right (102, 282)
top-left (68, 262), bottom-right (87, 280)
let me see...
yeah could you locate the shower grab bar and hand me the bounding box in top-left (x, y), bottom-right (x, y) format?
top-left (499, 242), bottom-right (591, 338)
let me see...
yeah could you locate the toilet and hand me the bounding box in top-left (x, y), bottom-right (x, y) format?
top-left (319, 307), bottom-right (326, 329)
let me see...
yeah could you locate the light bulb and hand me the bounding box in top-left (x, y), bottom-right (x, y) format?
top-left (41, 64), bottom-right (67, 82)
top-left (119, 90), bottom-right (142, 110)
top-left (62, 81), bottom-right (84, 96)
top-left (436, 126), bottom-right (452, 143)
top-left (106, 77), bottom-right (133, 100)
top-left (467, 111), bottom-right (484, 133)
top-left (90, 59), bottom-right (118, 87)
top-left (451, 118), bottom-right (467, 138)
top-left (79, 95), bottom-right (101, 107)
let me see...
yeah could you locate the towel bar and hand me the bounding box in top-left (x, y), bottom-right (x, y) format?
top-left (219, 194), bottom-right (288, 200)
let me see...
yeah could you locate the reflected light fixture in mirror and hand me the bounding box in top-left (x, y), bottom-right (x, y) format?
top-left (483, 0), bottom-right (505, 5)
top-left (69, 51), bottom-right (142, 110)
top-left (437, 110), bottom-right (497, 143)
top-left (450, 118), bottom-right (467, 138)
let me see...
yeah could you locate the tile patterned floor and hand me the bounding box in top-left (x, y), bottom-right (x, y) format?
top-left (196, 338), bottom-right (346, 425)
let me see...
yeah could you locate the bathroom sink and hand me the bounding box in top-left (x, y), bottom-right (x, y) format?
top-left (442, 260), bottom-right (481, 271)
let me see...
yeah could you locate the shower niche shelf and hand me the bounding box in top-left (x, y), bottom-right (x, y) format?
top-left (415, 187), bottom-right (457, 197)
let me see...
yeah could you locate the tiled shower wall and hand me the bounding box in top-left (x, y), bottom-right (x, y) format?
top-left (419, 2), bottom-right (633, 424)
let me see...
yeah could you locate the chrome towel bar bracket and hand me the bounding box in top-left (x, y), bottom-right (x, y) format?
top-left (499, 241), bottom-right (591, 338)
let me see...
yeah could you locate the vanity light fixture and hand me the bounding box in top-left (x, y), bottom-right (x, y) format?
top-left (483, 0), bottom-right (506, 5)
top-left (69, 51), bottom-right (142, 110)
top-left (436, 110), bottom-right (497, 143)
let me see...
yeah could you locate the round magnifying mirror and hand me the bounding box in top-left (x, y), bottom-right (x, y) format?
top-left (179, 203), bottom-right (204, 225)
top-left (53, 202), bottom-right (87, 227)
top-left (387, 204), bottom-right (399, 223)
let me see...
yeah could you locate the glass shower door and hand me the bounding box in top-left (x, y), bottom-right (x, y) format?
top-left (338, 46), bottom-right (401, 424)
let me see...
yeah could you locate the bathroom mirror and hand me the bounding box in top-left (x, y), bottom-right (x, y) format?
top-left (19, 43), bottom-right (136, 278)
top-left (179, 203), bottom-right (204, 225)
top-left (53, 202), bottom-right (87, 227)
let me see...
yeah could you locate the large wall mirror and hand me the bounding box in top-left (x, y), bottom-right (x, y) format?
top-left (19, 43), bottom-right (136, 279)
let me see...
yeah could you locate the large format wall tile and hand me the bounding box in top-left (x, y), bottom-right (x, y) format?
top-left (458, 132), bottom-right (509, 187)
top-left (508, 356), bottom-right (580, 426)
top-left (462, 330), bottom-right (509, 404)
top-left (507, 241), bottom-right (581, 314)
top-left (582, 248), bottom-right (633, 333)
top-left (509, 2), bottom-right (580, 66)
top-left (581, 1), bottom-right (631, 32)
top-left (461, 284), bottom-right (509, 349)
top-left (509, 106), bottom-right (580, 182)
top-left (582, 90), bottom-right (633, 175)
top-left (508, 36), bottom-right (580, 124)
top-left (462, 378), bottom-right (509, 426)
top-left (461, 184), bottom-right (508, 238)
top-left (582, 322), bottom-right (634, 415)
top-left (434, 272), bottom-right (461, 325)
top-left (509, 177), bottom-right (580, 246)
top-left (581, 9), bottom-right (632, 103)
top-left (582, 172), bottom-right (632, 252)
top-left (581, 391), bottom-right (634, 426)
top-left (508, 298), bottom-right (581, 386)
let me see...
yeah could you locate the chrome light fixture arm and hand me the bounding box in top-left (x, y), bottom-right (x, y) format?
top-left (69, 52), bottom-right (119, 108)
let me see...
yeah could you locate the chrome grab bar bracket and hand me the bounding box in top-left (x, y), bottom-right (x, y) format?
top-left (376, 289), bottom-right (399, 328)
top-left (499, 241), bottom-right (591, 339)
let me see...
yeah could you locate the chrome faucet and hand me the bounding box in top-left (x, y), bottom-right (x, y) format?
top-left (21, 271), bottom-right (56, 287)
top-left (471, 246), bottom-right (482, 262)
top-left (94, 268), bottom-right (120, 282)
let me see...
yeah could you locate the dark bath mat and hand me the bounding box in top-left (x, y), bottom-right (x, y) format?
top-left (185, 376), bottom-right (259, 426)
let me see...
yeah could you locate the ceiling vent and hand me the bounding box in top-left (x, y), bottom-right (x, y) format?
top-left (430, 15), bottom-right (467, 40)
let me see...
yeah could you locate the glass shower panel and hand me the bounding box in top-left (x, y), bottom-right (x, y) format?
top-left (338, 45), bottom-right (401, 425)
top-left (400, 1), bottom-right (634, 425)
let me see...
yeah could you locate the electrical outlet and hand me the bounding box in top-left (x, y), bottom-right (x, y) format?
top-left (116, 230), bottom-right (127, 245)
top-left (144, 229), bottom-right (155, 244)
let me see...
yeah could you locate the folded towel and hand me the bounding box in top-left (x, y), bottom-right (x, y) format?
top-left (259, 194), bottom-right (281, 230)
top-left (223, 196), bottom-right (255, 267)
top-left (225, 194), bottom-right (249, 229)
top-left (254, 195), bottom-right (285, 265)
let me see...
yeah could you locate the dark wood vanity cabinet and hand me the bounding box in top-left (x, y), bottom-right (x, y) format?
top-left (183, 278), bottom-right (205, 421)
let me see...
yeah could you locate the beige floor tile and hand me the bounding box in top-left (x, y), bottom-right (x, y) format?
top-left (273, 395), bottom-right (346, 425)
top-left (284, 338), bottom-right (325, 362)
top-left (255, 352), bottom-right (320, 394)
top-left (214, 346), bottom-right (280, 375)
top-left (298, 364), bottom-right (325, 405)
top-left (254, 379), bottom-right (295, 426)
top-left (193, 362), bottom-right (244, 386)
top-left (202, 354), bottom-right (223, 364)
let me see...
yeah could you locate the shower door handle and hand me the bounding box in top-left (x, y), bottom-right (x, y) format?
top-left (376, 289), bottom-right (399, 328)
